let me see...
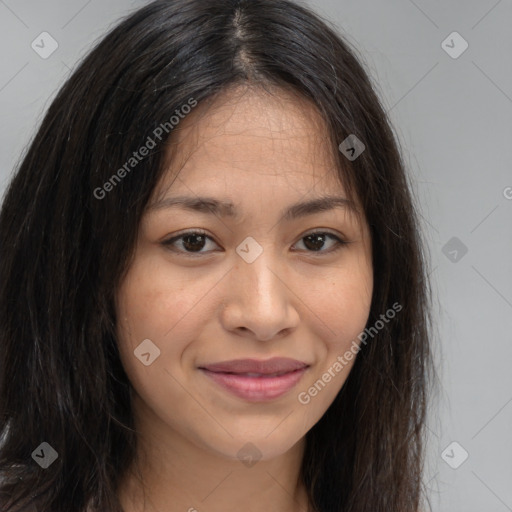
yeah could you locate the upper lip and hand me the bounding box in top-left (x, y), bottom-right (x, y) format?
top-left (199, 357), bottom-right (309, 375)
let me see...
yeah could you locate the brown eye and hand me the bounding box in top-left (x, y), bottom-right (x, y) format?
top-left (293, 231), bottom-right (348, 254)
top-left (162, 230), bottom-right (218, 255)
top-left (161, 230), bottom-right (348, 258)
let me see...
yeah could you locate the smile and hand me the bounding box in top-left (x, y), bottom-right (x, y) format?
top-left (198, 357), bottom-right (310, 402)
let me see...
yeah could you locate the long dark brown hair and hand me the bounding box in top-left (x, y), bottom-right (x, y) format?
top-left (0, 1), bottom-right (434, 510)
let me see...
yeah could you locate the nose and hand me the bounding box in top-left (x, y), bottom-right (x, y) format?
top-left (220, 250), bottom-right (300, 341)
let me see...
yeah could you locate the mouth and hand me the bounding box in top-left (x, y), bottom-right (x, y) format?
top-left (198, 357), bottom-right (310, 402)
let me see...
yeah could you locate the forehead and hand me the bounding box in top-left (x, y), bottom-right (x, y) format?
top-left (153, 85), bottom-right (360, 213)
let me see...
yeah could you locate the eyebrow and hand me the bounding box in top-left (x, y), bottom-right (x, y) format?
top-left (147, 194), bottom-right (358, 222)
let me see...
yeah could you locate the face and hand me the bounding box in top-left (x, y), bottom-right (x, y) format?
top-left (115, 86), bottom-right (373, 463)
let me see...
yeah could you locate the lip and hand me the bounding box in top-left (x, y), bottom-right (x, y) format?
top-left (198, 357), bottom-right (309, 402)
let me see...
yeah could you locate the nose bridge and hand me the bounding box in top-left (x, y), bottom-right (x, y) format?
top-left (234, 239), bottom-right (284, 304)
top-left (221, 237), bottom-right (298, 339)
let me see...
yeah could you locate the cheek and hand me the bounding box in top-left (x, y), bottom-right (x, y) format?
top-left (329, 275), bottom-right (373, 345)
top-left (114, 263), bottom-right (201, 432)
top-left (116, 253), bottom-right (209, 345)
top-left (298, 256), bottom-right (373, 408)
top-left (115, 256), bottom-right (200, 384)
top-left (313, 256), bottom-right (373, 349)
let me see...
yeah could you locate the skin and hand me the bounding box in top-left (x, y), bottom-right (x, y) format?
top-left (115, 85), bottom-right (373, 512)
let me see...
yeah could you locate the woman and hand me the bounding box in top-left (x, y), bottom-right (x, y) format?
top-left (0, 0), bottom-right (434, 510)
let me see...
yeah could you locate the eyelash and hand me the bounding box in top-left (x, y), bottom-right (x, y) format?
top-left (161, 229), bottom-right (349, 257)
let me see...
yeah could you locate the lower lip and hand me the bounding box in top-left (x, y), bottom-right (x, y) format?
top-left (200, 368), bottom-right (308, 402)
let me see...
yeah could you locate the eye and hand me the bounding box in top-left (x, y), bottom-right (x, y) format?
top-left (161, 229), bottom-right (218, 255)
top-left (292, 230), bottom-right (349, 254)
top-left (161, 229), bottom-right (349, 256)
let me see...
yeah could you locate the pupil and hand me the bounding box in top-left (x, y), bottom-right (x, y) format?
top-left (304, 234), bottom-right (324, 251)
top-left (183, 234), bottom-right (205, 252)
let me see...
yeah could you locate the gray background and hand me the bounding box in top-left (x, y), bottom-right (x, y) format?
top-left (1, 1), bottom-right (511, 511)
